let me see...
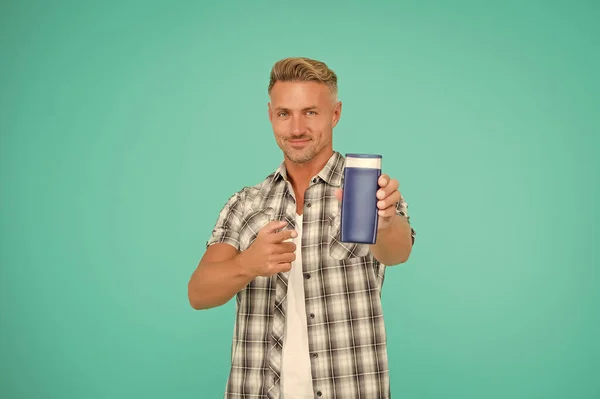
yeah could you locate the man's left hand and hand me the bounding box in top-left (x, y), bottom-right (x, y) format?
top-left (334, 173), bottom-right (401, 231)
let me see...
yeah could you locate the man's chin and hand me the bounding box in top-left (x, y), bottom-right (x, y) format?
top-left (285, 148), bottom-right (314, 164)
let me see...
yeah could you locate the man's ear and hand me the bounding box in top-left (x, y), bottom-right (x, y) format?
top-left (332, 101), bottom-right (342, 128)
top-left (268, 102), bottom-right (273, 123)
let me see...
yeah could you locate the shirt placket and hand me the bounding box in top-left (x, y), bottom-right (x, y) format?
top-left (266, 182), bottom-right (297, 398)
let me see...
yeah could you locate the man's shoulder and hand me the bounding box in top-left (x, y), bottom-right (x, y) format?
top-left (224, 170), bottom-right (282, 205)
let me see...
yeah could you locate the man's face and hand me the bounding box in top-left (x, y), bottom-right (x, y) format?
top-left (268, 81), bottom-right (341, 164)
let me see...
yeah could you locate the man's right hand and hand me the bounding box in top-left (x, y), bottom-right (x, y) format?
top-left (237, 220), bottom-right (297, 278)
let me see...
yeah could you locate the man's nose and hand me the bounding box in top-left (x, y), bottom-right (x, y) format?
top-left (291, 116), bottom-right (307, 135)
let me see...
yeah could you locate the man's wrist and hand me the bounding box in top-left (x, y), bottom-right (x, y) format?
top-left (234, 251), bottom-right (256, 280)
top-left (375, 214), bottom-right (409, 242)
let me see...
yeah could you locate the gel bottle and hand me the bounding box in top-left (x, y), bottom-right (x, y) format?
top-left (340, 154), bottom-right (382, 244)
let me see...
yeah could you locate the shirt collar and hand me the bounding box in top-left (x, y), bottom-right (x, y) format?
top-left (273, 151), bottom-right (345, 187)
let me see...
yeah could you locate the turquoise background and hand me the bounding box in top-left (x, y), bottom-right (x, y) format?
top-left (1, 1), bottom-right (599, 398)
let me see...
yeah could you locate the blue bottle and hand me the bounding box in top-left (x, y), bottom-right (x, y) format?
top-left (340, 154), bottom-right (382, 244)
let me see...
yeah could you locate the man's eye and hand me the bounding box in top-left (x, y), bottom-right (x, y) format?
top-left (278, 112), bottom-right (288, 117)
top-left (306, 111), bottom-right (317, 115)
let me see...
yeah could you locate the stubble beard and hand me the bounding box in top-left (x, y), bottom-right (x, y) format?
top-left (286, 147), bottom-right (315, 164)
top-left (283, 138), bottom-right (324, 164)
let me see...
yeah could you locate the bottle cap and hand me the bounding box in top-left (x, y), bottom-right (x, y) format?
top-left (345, 153), bottom-right (381, 169)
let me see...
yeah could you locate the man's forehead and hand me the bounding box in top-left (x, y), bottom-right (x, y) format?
top-left (271, 81), bottom-right (329, 96)
top-left (270, 81), bottom-right (333, 107)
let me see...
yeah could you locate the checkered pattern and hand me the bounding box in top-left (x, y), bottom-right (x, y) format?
top-left (206, 151), bottom-right (415, 398)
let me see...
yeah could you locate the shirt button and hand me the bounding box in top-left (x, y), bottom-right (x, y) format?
top-left (312, 178), bottom-right (318, 183)
top-left (312, 353), bottom-right (318, 358)
top-left (306, 202), bottom-right (311, 208)
top-left (309, 313), bottom-right (315, 319)
top-left (316, 391), bottom-right (322, 397)
top-left (304, 273), bottom-right (310, 279)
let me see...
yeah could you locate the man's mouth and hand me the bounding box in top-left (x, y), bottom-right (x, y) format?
top-left (288, 138), bottom-right (311, 144)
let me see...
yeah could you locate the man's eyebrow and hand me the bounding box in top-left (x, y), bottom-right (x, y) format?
top-left (274, 106), bottom-right (319, 111)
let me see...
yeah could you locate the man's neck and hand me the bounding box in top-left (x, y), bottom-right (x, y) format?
top-left (284, 148), bottom-right (333, 192)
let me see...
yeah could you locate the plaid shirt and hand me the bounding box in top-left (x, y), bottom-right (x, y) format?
top-left (206, 151), bottom-right (415, 398)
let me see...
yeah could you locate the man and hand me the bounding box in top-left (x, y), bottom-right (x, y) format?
top-left (188, 57), bottom-right (416, 399)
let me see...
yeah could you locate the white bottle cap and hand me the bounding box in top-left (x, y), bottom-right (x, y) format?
top-left (345, 154), bottom-right (382, 169)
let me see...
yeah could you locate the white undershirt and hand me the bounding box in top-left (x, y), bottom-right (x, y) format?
top-left (280, 214), bottom-right (314, 398)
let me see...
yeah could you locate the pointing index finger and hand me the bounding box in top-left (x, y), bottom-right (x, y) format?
top-left (271, 228), bottom-right (297, 243)
top-left (261, 220), bottom-right (288, 234)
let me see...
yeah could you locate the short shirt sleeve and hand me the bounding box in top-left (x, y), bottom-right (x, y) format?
top-left (396, 194), bottom-right (416, 245)
top-left (205, 191), bottom-right (245, 251)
